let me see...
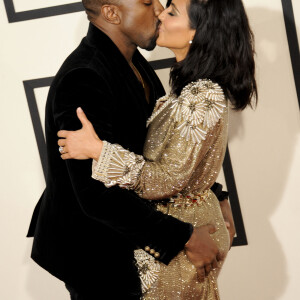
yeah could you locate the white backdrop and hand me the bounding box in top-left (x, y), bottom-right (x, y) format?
top-left (0, 0), bottom-right (299, 299)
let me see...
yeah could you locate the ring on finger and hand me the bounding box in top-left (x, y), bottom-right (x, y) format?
top-left (59, 146), bottom-right (64, 154)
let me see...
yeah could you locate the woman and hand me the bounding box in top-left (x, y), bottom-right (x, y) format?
top-left (58, 0), bottom-right (257, 298)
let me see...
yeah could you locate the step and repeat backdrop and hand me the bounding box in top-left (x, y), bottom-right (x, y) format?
top-left (0, 0), bottom-right (299, 299)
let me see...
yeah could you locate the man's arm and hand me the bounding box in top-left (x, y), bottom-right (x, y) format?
top-left (53, 68), bottom-right (193, 264)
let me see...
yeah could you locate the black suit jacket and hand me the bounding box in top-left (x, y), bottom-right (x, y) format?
top-left (27, 23), bottom-right (192, 298)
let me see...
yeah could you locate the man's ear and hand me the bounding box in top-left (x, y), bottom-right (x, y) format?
top-left (101, 5), bottom-right (121, 25)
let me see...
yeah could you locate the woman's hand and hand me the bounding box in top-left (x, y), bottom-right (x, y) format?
top-left (57, 107), bottom-right (103, 160)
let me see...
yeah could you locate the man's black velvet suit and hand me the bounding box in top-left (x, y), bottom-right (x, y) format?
top-left (27, 23), bottom-right (192, 298)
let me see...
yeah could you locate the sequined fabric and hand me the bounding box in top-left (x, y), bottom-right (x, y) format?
top-left (93, 79), bottom-right (227, 198)
top-left (92, 141), bottom-right (145, 189)
top-left (92, 79), bottom-right (230, 299)
top-left (143, 190), bottom-right (230, 300)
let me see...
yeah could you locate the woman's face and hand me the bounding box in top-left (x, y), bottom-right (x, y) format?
top-left (157, 0), bottom-right (195, 61)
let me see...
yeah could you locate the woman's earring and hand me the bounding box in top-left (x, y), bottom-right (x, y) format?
top-left (189, 40), bottom-right (193, 44)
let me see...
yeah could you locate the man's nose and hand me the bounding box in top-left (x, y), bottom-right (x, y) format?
top-left (154, 0), bottom-right (164, 17)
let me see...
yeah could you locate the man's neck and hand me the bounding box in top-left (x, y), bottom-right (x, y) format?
top-left (92, 22), bottom-right (137, 63)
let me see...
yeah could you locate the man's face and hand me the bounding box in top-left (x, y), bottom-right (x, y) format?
top-left (119, 0), bottom-right (164, 50)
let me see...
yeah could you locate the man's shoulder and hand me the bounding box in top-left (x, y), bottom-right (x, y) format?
top-left (49, 38), bottom-right (114, 92)
top-left (56, 38), bottom-right (106, 78)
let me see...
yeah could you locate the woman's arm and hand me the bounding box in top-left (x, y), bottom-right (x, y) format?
top-left (93, 80), bottom-right (226, 199)
top-left (58, 80), bottom-right (226, 200)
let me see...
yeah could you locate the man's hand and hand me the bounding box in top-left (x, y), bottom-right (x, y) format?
top-left (57, 107), bottom-right (103, 160)
top-left (219, 199), bottom-right (236, 248)
top-left (185, 225), bottom-right (222, 281)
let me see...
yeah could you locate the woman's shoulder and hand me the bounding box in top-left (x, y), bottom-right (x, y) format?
top-left (181, 78), bottom-right (224, 97)
top-left (169, 79), bottom-right (227, 143)
top-left (173, 79), bottom-right (227, 129)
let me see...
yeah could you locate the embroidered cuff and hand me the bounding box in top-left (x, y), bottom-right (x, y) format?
top-left (92, 141), bottom-right (145, 189)
top-left (134, 249), bottom-right (160, 293)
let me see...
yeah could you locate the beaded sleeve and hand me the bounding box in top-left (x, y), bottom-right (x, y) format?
top-left (92, 141), bottom-right (145, 189)
top-left (92, 79), bottom-right (226, 199)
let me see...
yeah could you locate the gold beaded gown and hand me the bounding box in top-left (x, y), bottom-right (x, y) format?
top-left (92, 79), bottom-right (230, 299)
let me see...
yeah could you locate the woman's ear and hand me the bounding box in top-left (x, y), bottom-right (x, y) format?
top-left (101, 5), bottom-right (121, 25)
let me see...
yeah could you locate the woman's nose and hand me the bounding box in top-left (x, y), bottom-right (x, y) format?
top-left (158, 9), bottom-right (166, 22)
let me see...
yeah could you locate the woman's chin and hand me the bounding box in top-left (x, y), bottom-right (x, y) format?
top-left (156, 37), bottom-right (166, 48)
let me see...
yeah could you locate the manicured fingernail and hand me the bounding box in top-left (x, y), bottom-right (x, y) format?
top-left (78, 107), bottom-right (83, 112)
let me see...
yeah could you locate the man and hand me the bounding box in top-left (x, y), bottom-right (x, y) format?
top-left (27, 0), bottom-right (235, 299)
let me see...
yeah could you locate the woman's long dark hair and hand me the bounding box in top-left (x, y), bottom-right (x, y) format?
top-left (167, 0), bottom-right (257, 110)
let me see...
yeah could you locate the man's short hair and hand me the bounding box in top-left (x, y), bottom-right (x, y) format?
top-left (82, 0), bottom-right (120, 20)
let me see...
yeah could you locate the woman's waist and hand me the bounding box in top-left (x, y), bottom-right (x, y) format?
top-left (155, 189), bottom-right (217, 210)
top-left (155, 189), bottom-right (226, 231)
